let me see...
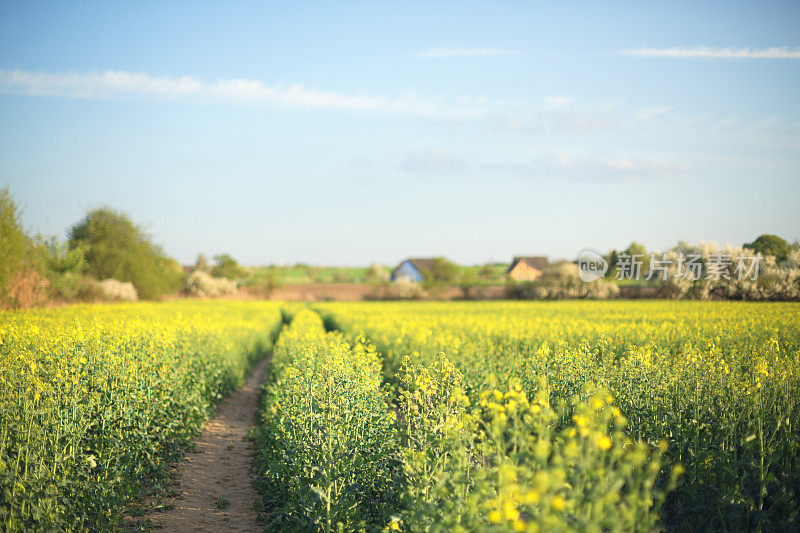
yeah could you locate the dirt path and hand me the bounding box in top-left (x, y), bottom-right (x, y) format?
top-left (146, 358), bottom-right (269, 532)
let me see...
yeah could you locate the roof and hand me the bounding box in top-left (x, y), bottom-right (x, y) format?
top-left (392, 258), bottom-right (438, 277)
top-left (405, 258), bottom-right (437, 272)
top-left (507, 256), bottom-right (549, 273)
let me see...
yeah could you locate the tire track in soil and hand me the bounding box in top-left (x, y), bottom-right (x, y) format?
top-left (144, 357), bottom-right (269, 532)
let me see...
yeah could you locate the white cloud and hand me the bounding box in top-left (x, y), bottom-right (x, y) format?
top-left (543, 96), bottom-right (572, 110)
top-left (620, 46), bottom-right (800, 59)
top-left (481, 153), bottom-right (691, 183)
top-left (0, 68), bottom-right (485, 119)
top-left (632, 106), bottom-right (671, 121)
top-left (399, 148), bottom-right (467, 174)
top-left (416, 47), bottom-right (521, 59)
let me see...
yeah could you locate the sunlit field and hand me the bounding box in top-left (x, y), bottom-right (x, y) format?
top-left (265, 300), bottom-right (800, 531)
top-left (2, 300), bottom-right (799, 531)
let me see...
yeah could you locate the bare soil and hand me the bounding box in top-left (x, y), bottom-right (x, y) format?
top-left (144, 358), bottom-right (269, 532)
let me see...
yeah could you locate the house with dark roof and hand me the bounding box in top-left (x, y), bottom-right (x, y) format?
top-left (506, 256), bottom-right (549, 281)
top-left (390, 258), bottom-right (437, 282)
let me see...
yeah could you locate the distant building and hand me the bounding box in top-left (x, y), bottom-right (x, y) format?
top-left (506, 256), bottom-right (549, 281)
top-left (391, 258), bottom-right (437, 282)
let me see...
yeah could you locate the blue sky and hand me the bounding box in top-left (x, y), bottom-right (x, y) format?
top-left (1, 1), bottom-right (798, 265)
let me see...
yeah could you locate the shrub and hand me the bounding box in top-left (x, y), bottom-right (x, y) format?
top-left (509, 262), bottom-right (619, 299)
top-left (211, 254), bottom-right (246, 280)
top-left (98, 279), bottom-right (138, 301)
top-left (365, 263), bottom-right (390, 284)
top-left (6, 267), bottom-right (49, 308)
top-left (654, 241), bottom-right (800, 301)
top-left (185, 270), bottom-right (238, 298)
top-left (0, 187), bottom-right (44, 308)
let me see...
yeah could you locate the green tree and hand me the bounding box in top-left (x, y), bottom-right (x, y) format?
top-left (0, 187), bottom-right (43, 305)
top-left (211, 253), bottom-right (246, 280)
top-left (459, 268), bottom-right (479, 299)
top-left (195, 253), bottom-right (210, 272)
top-left (478, 263), bottom-right (496, 281)
top-left (745, 234), bottom-right (790, 262)
top-left (621, 242), bottom-right (650, 280)
top-left (37, 237), bottom-right (87, 275)
top-left (421, 257), bottom-right (459, 291)
top-left (605, 250), bottom-right (618, 278)
top-left (69, 207), bottom-right (183, 299)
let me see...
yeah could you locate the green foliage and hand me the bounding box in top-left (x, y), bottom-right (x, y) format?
top-left (745, 234), bottom-right (790, 262)
top-left (620, 241), bottom-right (650, 277)
top-left (458, 268), bottom-right (479, 299)
top-left (68, 207), bottom-right (183, 299)
top-left (194, 253), bottom-right (210, 272)
top-left (0, 188), bottom-right (31, 296)
top-left (241, 266), bottom-right (282, 297)
top-left (478, 263), bottom-right (497, 281)
top-left (421, 257), bottom-right (459, 291)
top-left (0, 188), bottom-right (47, 308)
top-left (36, 237), bottom-right (87, 276)
top-left (211, 253), bottom-right (246, 280)
top-left (254, 264), bottom-right (371, 284)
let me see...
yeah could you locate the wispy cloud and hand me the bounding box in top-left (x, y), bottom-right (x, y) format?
top-left (543, 96), bottom-right (572, 110)
top-left (481, 108), bottom-right (621, 134)
top-left (0, 68), bottom-right (485, 119)
top-left (416, 47), bottom-right (521, 59)
top-left (398, 147), bottom-right (690, 183)
top-left (632, 106), bottom-right (671, 121)
top-left (481, 153), bottom-right (691, 183)
top-left (620, 46), bottom-right (800, 59)
top-left (0, 68), bottom-right (629, 136)
top-left (399, 148), bottom-right (467, 174)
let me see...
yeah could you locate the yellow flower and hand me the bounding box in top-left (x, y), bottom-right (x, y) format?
top-left (524, 490), bottom-right (540, 504)
top-left (512, 519), bottom-right (526, 531)
top-left (551, 496), bottom-right (565, 511)
top-left (504, 501), bottom-right (520, 521)
top-left (488, 509), bottom-right (502, 523)
top-left (597, 435), bottom-right (612, 451)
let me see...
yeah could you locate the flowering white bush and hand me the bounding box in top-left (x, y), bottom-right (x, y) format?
top-left (185, 270), bottom-right (237, 298)
top-left (653, 241), bottom-right (800, 300)
top-left (98, 279), bottom-right (138, 301)
top-left (512, 262), bottom-right (619, 299)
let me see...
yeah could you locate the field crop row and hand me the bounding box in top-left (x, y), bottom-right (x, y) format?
top-left (0, 301), bottom-right (282, 531)
top-left (256, 304), bottom-right (684, 531)
top-left (255, 309), bottom-right (400, 530)
top-left (316, 301), bottom-right (800, 531)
